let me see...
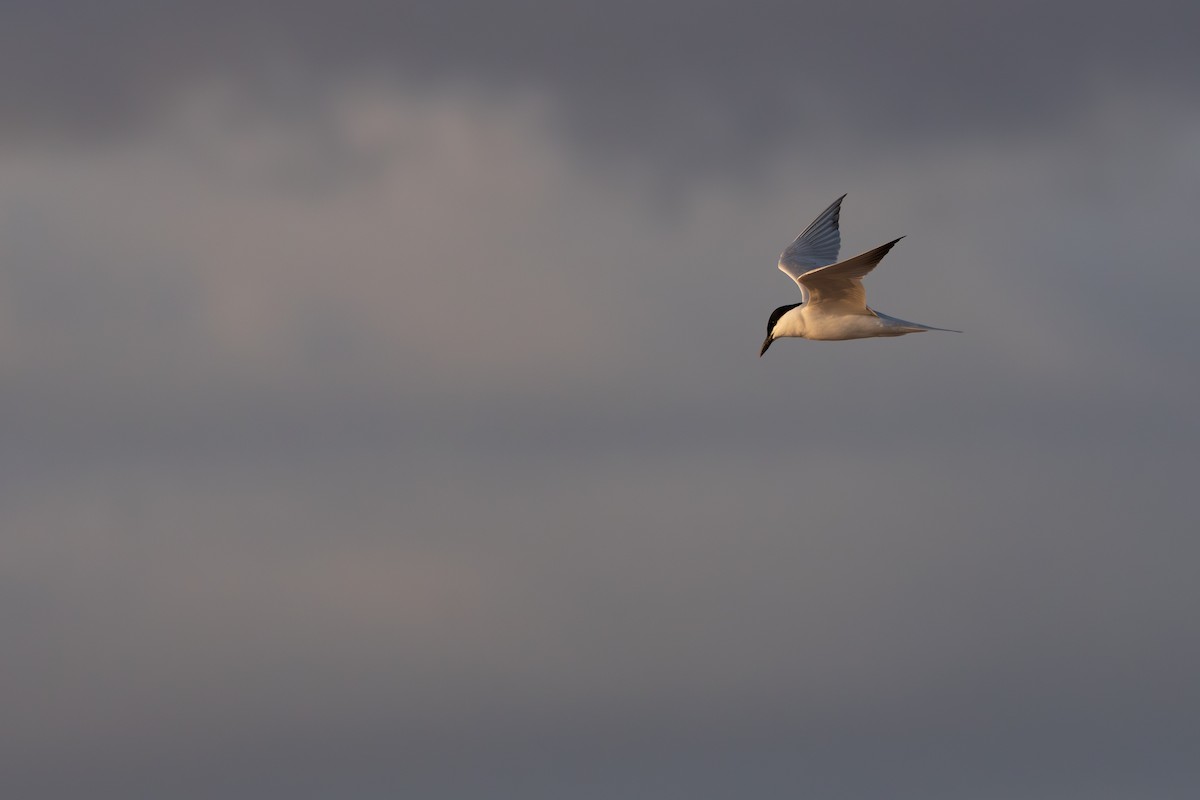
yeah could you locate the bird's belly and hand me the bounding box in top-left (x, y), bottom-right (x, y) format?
top-left (803, 313), bottom-right (898, 340)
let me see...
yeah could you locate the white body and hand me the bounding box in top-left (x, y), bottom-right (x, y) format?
top-left (772, 306), bottom-right (933, 341)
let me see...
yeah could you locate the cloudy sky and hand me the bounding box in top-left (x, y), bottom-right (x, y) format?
top-left (3, 2), bottom-right (1199, 798)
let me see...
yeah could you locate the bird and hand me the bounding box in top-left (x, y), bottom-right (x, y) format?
top-left (760, 194), bottom-right (959, 356)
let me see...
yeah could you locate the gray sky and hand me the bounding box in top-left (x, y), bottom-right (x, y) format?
top-left (3, 2), bottom-right (1199, 798)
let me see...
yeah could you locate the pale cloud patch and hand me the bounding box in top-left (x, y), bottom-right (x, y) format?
top-left (0, 86), bottom-right (663, 413)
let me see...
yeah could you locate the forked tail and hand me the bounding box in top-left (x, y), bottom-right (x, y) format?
top-left (874, 311), bottom-right (962, 333)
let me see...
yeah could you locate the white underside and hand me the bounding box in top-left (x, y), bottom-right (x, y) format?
top-left (774, 306), bottom-right (932, 341)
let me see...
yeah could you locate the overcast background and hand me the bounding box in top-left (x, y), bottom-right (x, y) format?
top-left (3, 2), bottom-right (1199, 798)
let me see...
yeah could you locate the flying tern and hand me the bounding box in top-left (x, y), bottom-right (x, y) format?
top-left (760, 194), bottom-right (958, 356)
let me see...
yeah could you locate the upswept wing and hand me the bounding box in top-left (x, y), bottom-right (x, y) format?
top-left (778, 195), bottom-right (845, 291)
top-left (798, 237), bottom-right (904, 315)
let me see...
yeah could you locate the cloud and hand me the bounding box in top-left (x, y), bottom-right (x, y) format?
top-left (6, 1), bottom-right (1200, 175)
top-left (5, 436), bottom-right (1197, 798)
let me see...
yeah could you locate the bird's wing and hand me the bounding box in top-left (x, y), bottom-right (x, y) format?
top-left (798, 237), bottom-right (904, 315)
top-left (778, 195), bottom-right (845, 296)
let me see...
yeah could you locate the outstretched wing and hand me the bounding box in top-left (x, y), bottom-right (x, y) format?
top-left (798, 237), bottom-right (904, 315)
top-left (778, 195), bottom-right (845, 295)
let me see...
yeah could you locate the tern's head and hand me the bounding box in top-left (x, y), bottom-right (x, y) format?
top-left (760, 302), bottom-right (800, 357)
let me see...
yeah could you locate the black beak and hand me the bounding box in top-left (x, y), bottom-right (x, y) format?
top-left (759, 334), bottom-right (774, 357)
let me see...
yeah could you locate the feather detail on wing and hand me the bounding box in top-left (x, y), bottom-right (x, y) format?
top-left (778, 195), bottom-right (845, 293)
top-left (798, 237), bottom-right (904, 315)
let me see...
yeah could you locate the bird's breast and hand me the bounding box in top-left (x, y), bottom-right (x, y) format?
top-left (799, 308), bottom-right (898, 340)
